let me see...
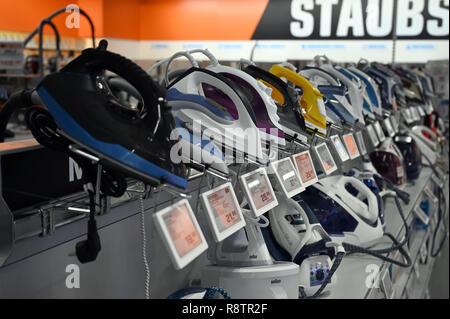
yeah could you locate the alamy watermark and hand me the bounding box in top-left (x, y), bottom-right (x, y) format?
top-left (365, 264), bottom-right (380, 289)
top-left (65, 264), bottom-right (80, 289)
top-left (169, 119), bottom-right (281, 166)
top-left (65, 4), bottom-right (80, 29)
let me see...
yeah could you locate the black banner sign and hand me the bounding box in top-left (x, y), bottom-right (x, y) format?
top-left (252, 0), bottom-right (449, 40)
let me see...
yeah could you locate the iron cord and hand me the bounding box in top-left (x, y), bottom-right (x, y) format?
top-left (342, 195), bottom-right (412, 268)
top-left (203, 286), bottom-right (231, 299)
top-left (421, 153), bottom-right (448, 256)
top-left (139, 186), bottom-right (151, 299)
top-left (373, 174), bottom-right (410, 204)
top-left (422, 151), bottom-right (448, 176)
top-left (431, 187), bottom-right (448, 258)
top-left (75, 188), bottom-right (101, 263)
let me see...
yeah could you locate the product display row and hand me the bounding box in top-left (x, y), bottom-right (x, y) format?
top-left (0, 6), bottom-right (448, 299)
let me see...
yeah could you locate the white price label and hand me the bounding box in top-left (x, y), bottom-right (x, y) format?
top-left (355, 131), bottom-right (367, 155)
top-left (383, 118), bottom-right (395, 137)
top-left (240, 168), bottom-right (278, 217)
top-left (374, 121), bottom-right (386, 142)
top-left (269, 158), bottom-right (305, 198)
top-left (331, 135), bottom-right (350, 161)
top-left (153, 199), bottom-right (208, 270)
top-left (314, 142), bottom-right (338, 175)
top-left (414, 206), bottom-right (430, 225)
top-left (292, 150), bottom-right (319, 188)
top-left (342, 133), bottom-right (360, 159)
top-left (201, 182), bottom-right (246, 242)
top-left (366, 124), bottom-right (379, 147)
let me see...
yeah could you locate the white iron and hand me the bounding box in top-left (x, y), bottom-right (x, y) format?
top-left (204, 53), bottom-right (286, 148)
top-left (299, 66), bottom-right (360, 127)
top-left (268, 191), bottom-right (342, 296)
top-left (155, 52), bottom-right (266, 163)
top-left (303, 175), bottom-right (384, 247)
top-left (347, 66), bottom-right (384, 118)
top-left (200, 194), bottom-right (300, 299)
top-left (313, 56), bottom-right (366, 124)
top-left (411, 125), bottom-right (441, 152)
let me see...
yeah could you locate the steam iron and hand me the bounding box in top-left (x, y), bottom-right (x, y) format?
top-left (337, 66), bottom-right (376, 121)
top-left (363, 64), bottom-right (399, 112)
top-left (265, 191), bottom-right (345, 297)
top-left (391, 66), bottom-right (426, 107)
top-left (299, 175), bottom-right (384, 247)
top-left (0, 41), bottom-right (188, 189)
top-left (345, 168), bottom-right (385, 230)
top-left (348, 65), bottom-right (384, 118)
top-left (107, 76), bottom-right (229, 176)
top-left (202, 51), bottom-right (286, 148)
top-left (312, 56), bottom-right (365, 124)
top-left (370, 137), bottom-right (406, 186)
top-left (411, 125), bottom-right (441, 152)
top-left (393, 131), bottom-right (422, 180)
top-left (299, 66), bottom-right (359, 127)
top-left (269, 64), bottom-right (328, 138)
top-left (161, 58), bottom-right (266, 163)
top-left (0, 41), bottom-right (188, 264)
top-left (241, 62), bottom-right (309, 145)
top-left (201, 204), bottom-right (301, 299)
top-left (372, 63), bottom-right (408, 109)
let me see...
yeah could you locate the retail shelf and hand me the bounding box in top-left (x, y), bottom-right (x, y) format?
top-left (408, 257), bottom-right (437, 299)
top-left (325, 167), bottom-right (436, 299)
top-left (393, 229), bottom-right (428, 298)
top-left (0, 74), bottom-right (40, 78)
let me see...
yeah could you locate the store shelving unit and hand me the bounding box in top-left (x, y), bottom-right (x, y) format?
top-left (325, 167), bottom-right (447, 299)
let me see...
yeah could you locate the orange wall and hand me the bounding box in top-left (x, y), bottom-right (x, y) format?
top-left (78, 0), bottom-right (104, 38)
top-left (138, 0), bottom-right (268, 40)
top-left (0, 0), bottom-right (78, 36)
top-left (0, 0), bottom-right (269, 40)
top-left (102, 0), bottom-right (140, 40)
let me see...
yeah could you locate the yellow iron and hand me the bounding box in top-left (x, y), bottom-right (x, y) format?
top-left (269, 64), bottom-right (327, 137)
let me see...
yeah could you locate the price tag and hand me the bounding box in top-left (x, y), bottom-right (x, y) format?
top-left (397, 165), bottom-right (405, 180)
top-left (292, 150), bottom-right (319, 188)
top-left (201, 182), bottom-right (246, 242)
top-left (424, 186), bottom-right (439, 205)
top-left (383, 118), bottom-right (395, 137)
top-left (331, 135), bottom-right (350, 162)
top-left (417, 106), bottom-right (426, 117)
top-left (415, 107), bottom-right (422, 120)
top-left (402, 109), bottom-right (413, 124)
top-left (431, 173), bottom-right (445, 189)
top-left (381, 269), bottom-right (395, 299)
top-left (355, 131), bottom-right (367, 155)
top-left (436, 167), bottom-right (447, 181)
top-left (390, 116), bottom-right (399, 133)
top-left (424, 101), bottom-right (434, 114)
top-left (419, 242), bottom-right (428, 264)
top-left (366, 124), bottom-right (379, 147)
top-left (414, 205), bottom-right (430, 225)
top-left (153, 199), bottom-right (208, 270)
top-left (414, 261), bottom-right (421, 279)
top-left (374, 121), bottom-right (386, 142)
top-left (269, 158), bottom-right (304, 198)
top-left (240, 167), bottom-right (278, 217)
top-left (408, 107), bottom-right (416, 121)
top-left (414, 107), bottom-right (421, 121)
top-left (415, 108), bottom-right (421, 120)
top-left (314, 143), bottom-right (337, 175)
top-left (342, 133), bottom-right (360, 159)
